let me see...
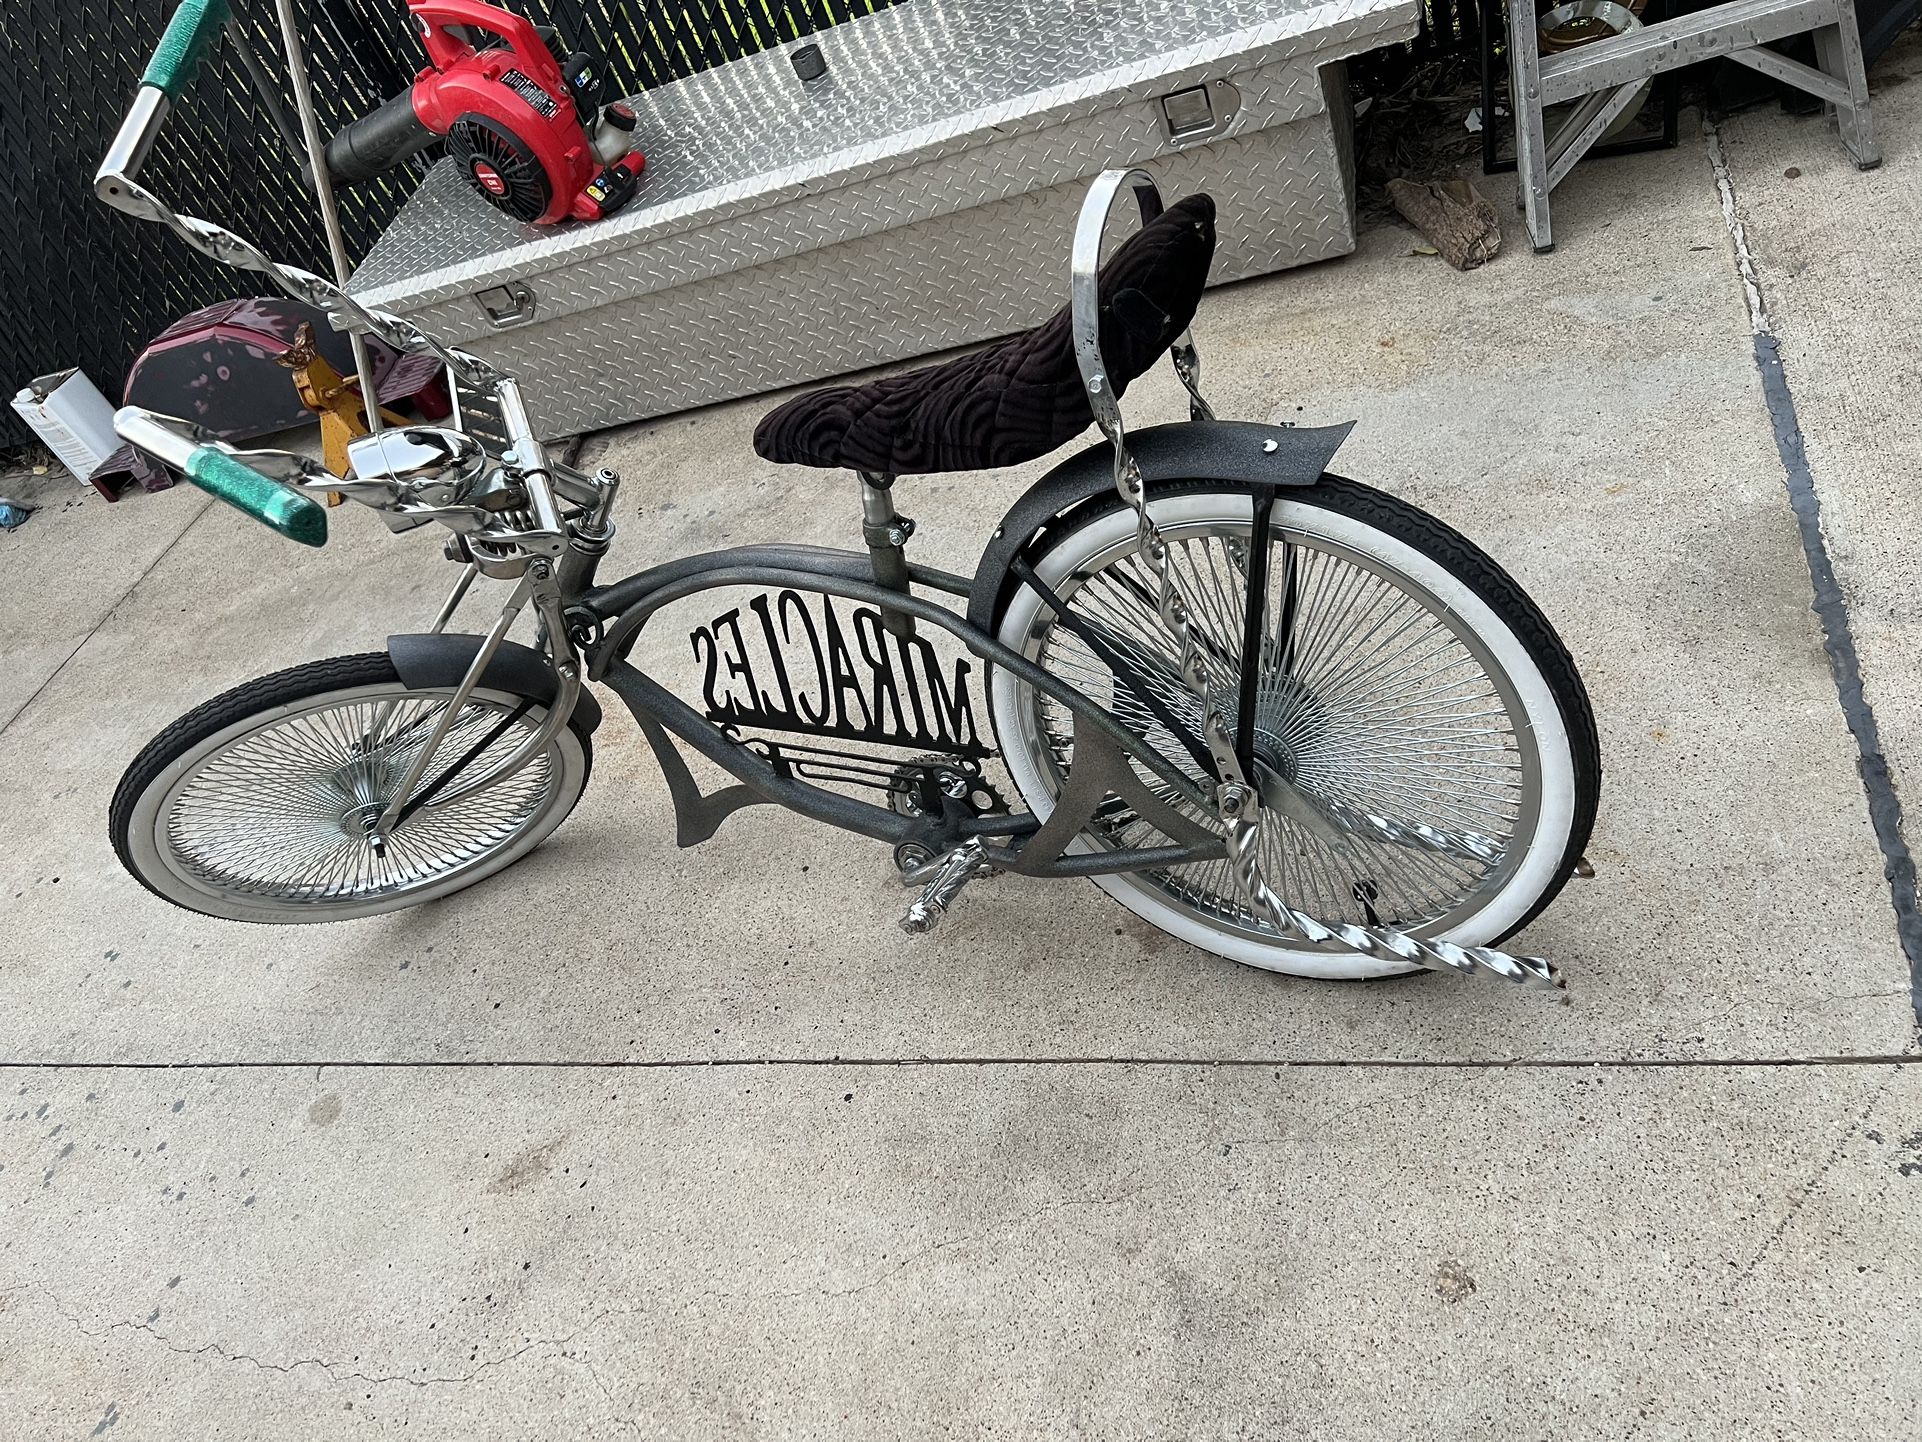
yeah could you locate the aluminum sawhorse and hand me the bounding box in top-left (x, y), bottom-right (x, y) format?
top-left (1508, 0), bottom-right (1880, 251)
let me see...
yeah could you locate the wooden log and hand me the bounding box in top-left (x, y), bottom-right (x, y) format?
top-left (1387, 178), bottom-right (1504, 271)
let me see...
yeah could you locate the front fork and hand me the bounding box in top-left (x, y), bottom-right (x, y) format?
top-left (369, 457), bottom-right (619, 842)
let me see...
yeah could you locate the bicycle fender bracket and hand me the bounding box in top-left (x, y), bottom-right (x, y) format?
top-left (387, 633), bottom-right (604, 734)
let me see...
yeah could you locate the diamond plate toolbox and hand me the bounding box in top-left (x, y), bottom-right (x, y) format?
top-left (351, 0), bottom-right (1418, 439)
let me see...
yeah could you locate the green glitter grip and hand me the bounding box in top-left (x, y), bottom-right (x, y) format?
top-left (184, 447), bottom-right (328, 548)
top-left (140, 0), bottom-right (231, 99)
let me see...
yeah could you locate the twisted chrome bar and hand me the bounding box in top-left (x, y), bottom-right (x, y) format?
top-left (97, 89), bottom-right (490, 390)
top-left (102, 180), bottom-right (502, 394)
top-left (1068, 169), bottom-right (1561, 991)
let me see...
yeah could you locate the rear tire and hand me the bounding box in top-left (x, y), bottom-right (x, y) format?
top-left (986, 478), bottom-right (1599, 980)
top-left (109, 652), bottom-right (593, 924)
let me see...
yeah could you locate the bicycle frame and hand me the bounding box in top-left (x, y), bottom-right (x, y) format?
top-left (570, 544), bottom-right (1228, 880)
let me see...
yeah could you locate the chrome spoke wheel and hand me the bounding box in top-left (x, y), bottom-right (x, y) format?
top-left (989, 483), bottom-right (1592, 980)
top-left (113, 656), bottom-right (591, 924)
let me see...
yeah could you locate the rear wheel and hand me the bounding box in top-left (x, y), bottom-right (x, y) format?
top-left (987, 479), bottom-right (1599, 980)
top-left (109, 652), bottom-right (592, 923)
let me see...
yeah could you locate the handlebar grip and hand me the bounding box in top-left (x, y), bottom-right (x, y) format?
top-left (184, 446), bottom-right (329, 548)
top-left (141, 0), bottom-right (232, 100)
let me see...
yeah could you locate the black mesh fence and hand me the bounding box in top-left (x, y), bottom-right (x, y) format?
top-left (0, 0), bottom-right (900, 448)
top-left (1348, 0), bottom-right (1485, 94)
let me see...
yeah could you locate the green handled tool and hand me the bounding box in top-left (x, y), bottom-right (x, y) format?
top-left (139, 0), bottom-right (231, 98)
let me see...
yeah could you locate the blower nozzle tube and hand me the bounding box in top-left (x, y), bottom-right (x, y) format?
top-left (323, 88), bottom-right (438, 184)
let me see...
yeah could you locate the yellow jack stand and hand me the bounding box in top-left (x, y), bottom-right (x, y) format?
top-left (277, 323), bottom-right (410, 503)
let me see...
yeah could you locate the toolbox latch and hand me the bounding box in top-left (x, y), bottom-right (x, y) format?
top-left (474, 283), bottom-right (537, 329)
top-left (1160, 81), bottom-right (1240, 143)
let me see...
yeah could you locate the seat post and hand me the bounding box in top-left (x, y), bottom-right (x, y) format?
top-left (857, 471), bottom-right (916, 640)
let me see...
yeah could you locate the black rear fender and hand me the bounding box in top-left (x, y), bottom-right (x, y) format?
top-left (966, 418), bottom-right (1353, 635)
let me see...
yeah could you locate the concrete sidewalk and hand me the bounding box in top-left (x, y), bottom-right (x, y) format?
top-left (3, 36), bottom-right (1920, 1438)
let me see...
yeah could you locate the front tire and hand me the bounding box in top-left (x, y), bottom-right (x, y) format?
top-left (109, 652), bottom-right (593, 923)
top-left (987, 478), bottom-right (1599, 980)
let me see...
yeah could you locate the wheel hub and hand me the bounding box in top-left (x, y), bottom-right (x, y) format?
top-left (327, 752), bottom-right (405, 838)
top-left (1212, 679), bottom-right (1334, 792)
top-left (338, 800), bottom-right (390, 838)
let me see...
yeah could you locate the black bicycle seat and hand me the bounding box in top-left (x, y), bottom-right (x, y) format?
top-left (752, 193), bottom-right (1217, 478)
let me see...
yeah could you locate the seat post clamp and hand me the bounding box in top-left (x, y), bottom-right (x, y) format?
top-left (862, 514), bottom-right (915, 549)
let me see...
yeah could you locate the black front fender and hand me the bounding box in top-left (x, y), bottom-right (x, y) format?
top-left (386, 633), bottom-right (604, 734)
top-left (966, 418), bottom-right (1354, 636)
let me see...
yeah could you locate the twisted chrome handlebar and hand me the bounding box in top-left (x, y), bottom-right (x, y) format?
top-left (95, 0), bottom-right (572, 567)
top-left (98, 0), bottom-right (605, 832)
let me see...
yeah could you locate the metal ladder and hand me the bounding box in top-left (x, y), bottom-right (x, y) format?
top-left (1508, 0), bottom-right (1880, 251)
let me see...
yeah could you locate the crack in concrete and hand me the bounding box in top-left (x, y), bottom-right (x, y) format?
top-left (558, 1351), bottom-right (646, 1439)
top-left (7, 1279), bottom-right (573, 1392)
top-left (1731, 1071), bottom-right (1897, 1283)
top-left (4, 1189), bottom-right (1149, 1405)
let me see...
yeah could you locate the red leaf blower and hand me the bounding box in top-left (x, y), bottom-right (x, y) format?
top-left (323, 0), bottom-right (645, 225)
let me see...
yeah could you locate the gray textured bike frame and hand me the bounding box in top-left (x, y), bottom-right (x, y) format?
top-left (573, 547), bottom-right (1243, 877)
top-left (600, 659), bottom-right (1226, 878)
top-left (583, 556), bottom-right (1209, 807)
top-left (582, 542), bottom-right (966, 642)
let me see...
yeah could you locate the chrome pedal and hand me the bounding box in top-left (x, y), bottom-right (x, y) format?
top-left (899, 839), bottom-right (991, 935)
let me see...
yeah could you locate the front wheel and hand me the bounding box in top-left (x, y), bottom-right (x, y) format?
top-left (987, 478), bottom-right (1600, 980)
top-left (109, 652), bottom-right (593, 924)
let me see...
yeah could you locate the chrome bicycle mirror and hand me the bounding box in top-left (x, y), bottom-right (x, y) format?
top-left (346, 426), bottom-right (488, 505)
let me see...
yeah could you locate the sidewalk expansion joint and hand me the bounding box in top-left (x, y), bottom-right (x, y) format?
top-left (0, 1054), bottom-right (1916, 1072)
top-left (1706, 116), bottom-right (1922, 1030)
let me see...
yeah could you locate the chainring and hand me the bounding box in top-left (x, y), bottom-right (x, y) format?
top-left (888, 753), bottom-right (1008, 820)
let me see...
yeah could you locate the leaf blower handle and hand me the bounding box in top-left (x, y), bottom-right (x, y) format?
top-left (410, 0), bottom-right (554, 75)
top-left (321, 0), bottom-right (567, 187)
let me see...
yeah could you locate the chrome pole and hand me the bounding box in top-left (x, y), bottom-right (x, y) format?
top-left (429, 562), bottom-right (480, 634)
top-left (269, 0), bottom-right (384, 438)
